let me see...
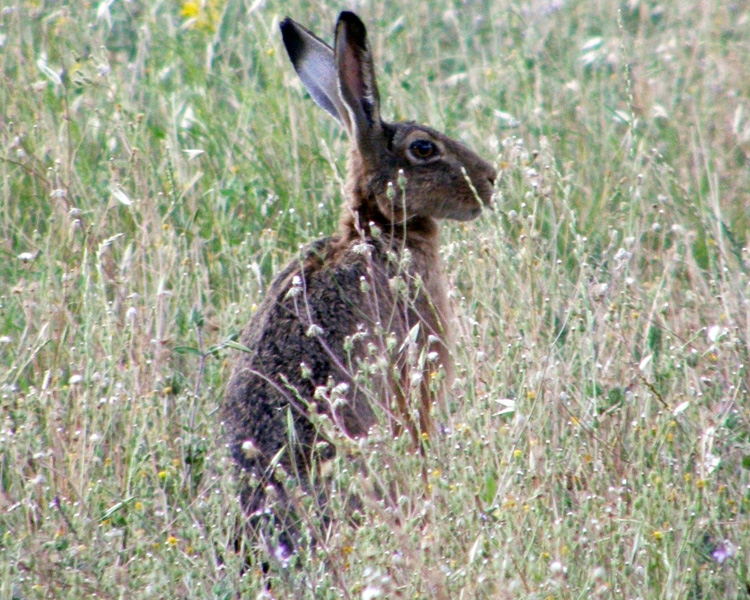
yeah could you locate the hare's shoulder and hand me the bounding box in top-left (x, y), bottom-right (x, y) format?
top-left (243, 236), bottom-right (391, 351)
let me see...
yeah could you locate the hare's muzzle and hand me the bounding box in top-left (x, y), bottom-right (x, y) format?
top-left (475, 170), bottom-right (497, 211)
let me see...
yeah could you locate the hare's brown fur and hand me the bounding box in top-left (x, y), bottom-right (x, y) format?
top-left (223, 12), bottom-right (495, 527)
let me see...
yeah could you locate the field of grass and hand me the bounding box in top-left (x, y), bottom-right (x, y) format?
top-left (2, 0), bottom-right (750, 598)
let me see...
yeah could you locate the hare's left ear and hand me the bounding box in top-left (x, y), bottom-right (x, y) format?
top-left (334, 11), bottom-right (384, 152)
top-left (280, 17), bottom-right (353, 132)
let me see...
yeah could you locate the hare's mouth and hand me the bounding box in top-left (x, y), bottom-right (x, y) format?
top-left (482, 190), bottom-right (497, 209)
top-left (449, 204), bottom-right (483, 222)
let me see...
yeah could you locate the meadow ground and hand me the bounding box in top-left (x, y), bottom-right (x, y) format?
top-left (2, 0), bottom-right (750, 598)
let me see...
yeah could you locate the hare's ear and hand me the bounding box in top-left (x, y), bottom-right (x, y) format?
top-left (280, 18), bottom-right (352, 131)
top-left (334, 12), bottom-right (384, 152)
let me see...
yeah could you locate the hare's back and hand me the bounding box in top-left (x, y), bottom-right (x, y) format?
top-left (224, 238), bottom-right (396, 468)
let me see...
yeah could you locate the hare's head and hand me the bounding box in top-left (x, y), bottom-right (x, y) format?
top-left (281, 12), bottom-right (496, 225)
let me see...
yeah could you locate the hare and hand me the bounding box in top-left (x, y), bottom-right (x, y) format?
top-left (223, 11), bottom-right (495, 540)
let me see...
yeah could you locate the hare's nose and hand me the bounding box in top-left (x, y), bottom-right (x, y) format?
top-left (486, 166), bottom-right (497, 187)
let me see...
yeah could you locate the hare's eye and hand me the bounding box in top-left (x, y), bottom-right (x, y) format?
top-left (409, 139), bottom-right (438, 159)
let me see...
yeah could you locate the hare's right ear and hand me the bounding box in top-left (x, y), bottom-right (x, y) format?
top-left (280, 18), bottom-right (353, 132)
top-left (334, 12), bottom-right (384, 154)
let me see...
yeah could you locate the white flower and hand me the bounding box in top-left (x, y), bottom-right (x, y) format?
top-left (614, 248), bottom-right (632, 262)
top-left (241, 440), bottom-right (260, 459)
top-left (361, 586), bottom-right (382, 600)
top-left (707, 325), bottom-right (724, 343)
top-left (306, 324), bottom-right (323, 337)
top-left (549, 560), bottom-right (565, 574)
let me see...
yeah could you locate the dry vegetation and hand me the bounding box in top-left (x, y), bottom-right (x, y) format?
top-left (2, 0), bottom-right (750, 598)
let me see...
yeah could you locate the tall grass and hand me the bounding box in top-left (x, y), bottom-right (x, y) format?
top-left (1, 0), bottom-right (749, 598)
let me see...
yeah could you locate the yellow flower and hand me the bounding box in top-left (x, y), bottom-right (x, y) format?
top-left (167, 535), bottom-right (178, 546)
top-left (180, 1), bottom-right (200, 19)
top-left (652, 530), bottom-right (663, 541)
top-left (180, 0), bottom-right (222, 32)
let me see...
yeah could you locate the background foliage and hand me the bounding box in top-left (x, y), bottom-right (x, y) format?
top-left (2, 0), bottom-right (750, 597)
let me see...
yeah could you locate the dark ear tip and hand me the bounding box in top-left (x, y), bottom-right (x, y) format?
top-left (336, 11), bottom-right (367, 42)
top-left (280, 17), bottom-right (295, 37)
top-left (280, 18), bottom-right (303, 61)
top-left (337, 11), bottom-right (363, 24)
top-left (279, 17), bottom-right (295, 38)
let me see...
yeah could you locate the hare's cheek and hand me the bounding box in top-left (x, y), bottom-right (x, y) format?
top-left (460, 182), bottom-right (482, 208)
top-left (452, 190), bottom-right (484, 220)
top-left (376, 195), bottom-right (404, 221)
top-left (463, 205), bottom-right (482, 220)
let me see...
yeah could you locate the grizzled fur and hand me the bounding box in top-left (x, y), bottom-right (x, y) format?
top-left (223, 11), bottom-right (496, 532)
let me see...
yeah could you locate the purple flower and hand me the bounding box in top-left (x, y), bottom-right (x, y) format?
top-left (711, 540), bottom-right (735, 564)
